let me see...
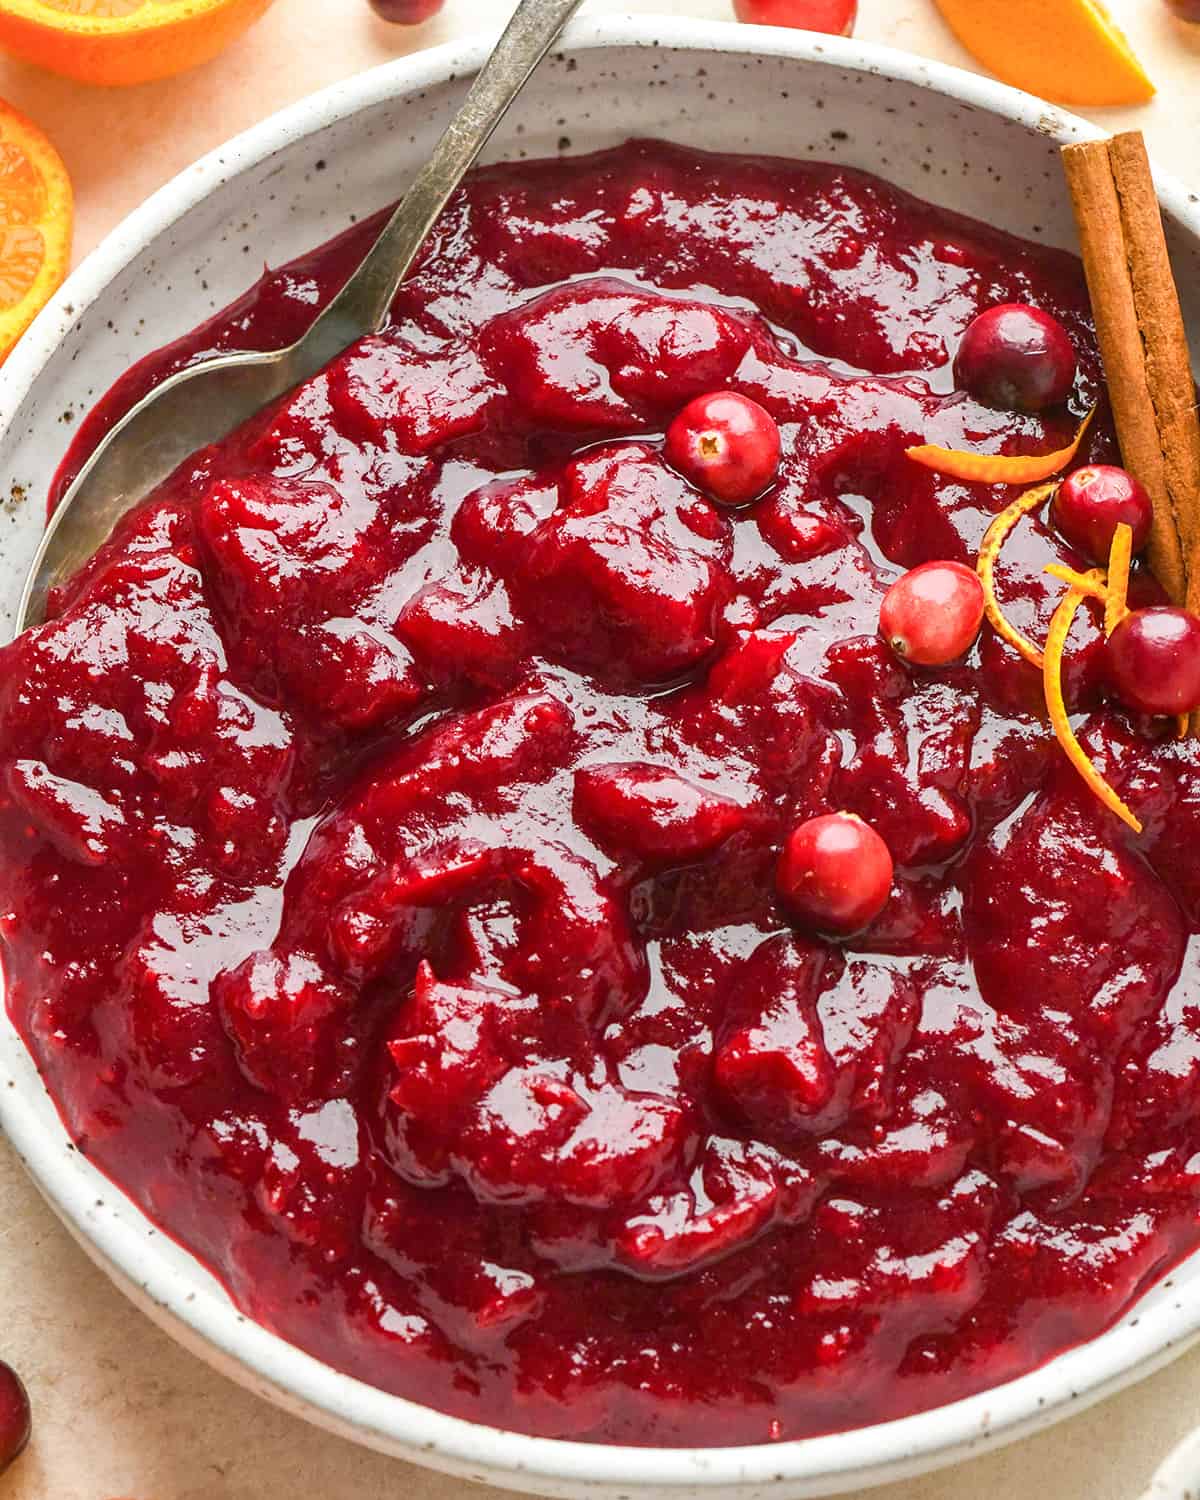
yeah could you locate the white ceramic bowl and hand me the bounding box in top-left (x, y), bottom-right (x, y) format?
top-left (1144, 1424), bottom-right (1200, 1500)
top-left (3, 17), bottom-right (1200, 1499)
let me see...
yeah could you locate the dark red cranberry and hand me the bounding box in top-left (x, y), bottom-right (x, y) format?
top-left (1052, 465), bottom-right (1153, 563)
top-left (0, 1360), bottom-right (30, 1474)
top-left (665, 391), bottom-right (782, 506)
top-left (1164, 0), bottom-right (1200, 20)
top-left (1107, 607), bottom-right (1200, 716)
top-left (879, 560), bottom-right (984, 666)
top-left (776, 812), bottom-right (894, 936)
top-left (953, 304), bottom-right (1077, 413)
top-left (732, 0), bottom-right (857, 32)
top-left (368, 0), bottom-right (443, 22)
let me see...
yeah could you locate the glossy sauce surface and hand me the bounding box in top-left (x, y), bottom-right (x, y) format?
top-left (4, 142), bottom-right (1200, 1446)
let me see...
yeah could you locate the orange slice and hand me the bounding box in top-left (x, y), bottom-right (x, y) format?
top-left (0, 0), bottom-right (277, 86)
top-left (1043, 577), bottom-right (1142, 834)
top-left (933, 0), bottom-right (1155, 107)
top-left (0, 99), bottom-right (71, 365)
top-left (906, 409), bottom-right (1095, 487)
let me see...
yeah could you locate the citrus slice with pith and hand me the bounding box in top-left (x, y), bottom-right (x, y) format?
top-left (0, 0), bottom-right (277, 87)
top-left (933, 0), bottom-right (1155, 107)
top-left (0, 99), bottom-right (71, 366)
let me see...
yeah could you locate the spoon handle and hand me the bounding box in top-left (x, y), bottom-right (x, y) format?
top-left (305, 0), bottom-right (586, 357)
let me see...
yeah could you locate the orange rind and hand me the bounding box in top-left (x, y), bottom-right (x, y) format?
top-left (1044, 562), bottom-right (1109, 602)
top-left (977, 482), bottom-right (1057, 669)
top-left (906, 409), bottom-right (1095, 486)
top-left (933, 0), bottom-right (1155, 108)
top-left (1103, 523), bottom-right (1133, 638)
top-left (1043, 577), bottom-right (1142, 833)
top-left (0, 0), bottom-right (277, 86)
top-left (981, 487), bottom-right (1145, 832)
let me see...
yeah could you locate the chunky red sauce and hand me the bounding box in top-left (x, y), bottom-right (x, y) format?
top-left (4, 142), bottom-right (1200, 1447)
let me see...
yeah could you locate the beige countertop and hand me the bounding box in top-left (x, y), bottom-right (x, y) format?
top-left (2, 2), bottom-right (1200, 1497)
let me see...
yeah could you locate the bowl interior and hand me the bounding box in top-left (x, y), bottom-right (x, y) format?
top-left (2, 18), bottom-right (1200, 1499)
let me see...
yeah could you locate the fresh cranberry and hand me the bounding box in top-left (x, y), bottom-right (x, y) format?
top-left (1107, 608), bottom-right (1200, 717)
top-left (1052, 465), bottom-right (1153, 563)
top-left (1164, 0), bottom-right (1200, 19)
top-left (954, 304), bottom-right (1077, 412)
top-left (0, 1360), bottom-right (30, 1474)
top-left (776, 812), bottom-right (894, 936)
top-left (665, 391), bottom-right (782, 506)
top-left (732, 0), bottom-right (857, 32)
top-left (879, 560), bottom-right (984, 667)
top-left (368, 0), bottom-right (443, 21)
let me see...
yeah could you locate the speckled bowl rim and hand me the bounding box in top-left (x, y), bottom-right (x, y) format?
top-left (3, 15), bottom-right (1200, 1496)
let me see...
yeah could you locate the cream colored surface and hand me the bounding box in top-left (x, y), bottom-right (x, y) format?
top-left (0, 2), bottom-right (1198, 1497)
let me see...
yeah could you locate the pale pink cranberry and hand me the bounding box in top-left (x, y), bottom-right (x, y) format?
top-left (879, 560), bottom-right (985, 666)
top-left (1107, 608), bottom-right (1200, 716)
top-left (777, 812), bottom-right (894, 936)
top-left (732, 0), bottom-right (857, 33)
top-left (1052, 465), bottom-right (1153, 563)
top-left (369, 0), bottom-right (443, 21)
top-left (0, 1360), bottom-right (30, 1474)
top-left (954, 304), bottom-right (1077, 412)
top-left (665, 391), bottom-right (782, 506)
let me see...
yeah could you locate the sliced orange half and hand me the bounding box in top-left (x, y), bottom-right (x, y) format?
top-left (934, 0), bottom-right (1155, 107)
top-left (0, 0), bottom-right (277, 87)
top-left (0, 100), bottom-right (71, 365)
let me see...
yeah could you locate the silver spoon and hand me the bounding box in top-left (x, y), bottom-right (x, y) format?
top-left (17, 0), bottom-right (586, 631)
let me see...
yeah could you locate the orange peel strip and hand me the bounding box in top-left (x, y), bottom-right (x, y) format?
top-left (1103, 523), bottom-right (1133, 638)
top-left (1044, 582), bottom-right (1142, 834)
top-left (906, 407), bottom-right (1095, 484)
top-left (1045, 563), bottom-right (1110, 602)
top-left (976, 482), bottom-right (1058, 669)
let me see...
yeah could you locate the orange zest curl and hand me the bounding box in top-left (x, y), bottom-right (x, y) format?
top-left (1043, 580), bottom-right (1143, 834)
top-left (1103, 522), bottom-right (1133, 638)
top-left (977, 478), bottom-right (1147, 831)
top-left (1043, 522), bottom-right (1133, 627)
top-left (1044, 563), bottom-right (1109, 602)
top-left (977, 482), bottom-right (1058, 669)
top-left (906, 407), bottom-right (1095, 484)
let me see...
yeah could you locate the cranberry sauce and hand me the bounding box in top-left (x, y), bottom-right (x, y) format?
top-left (4, 142), bottom-right (1199, 1447)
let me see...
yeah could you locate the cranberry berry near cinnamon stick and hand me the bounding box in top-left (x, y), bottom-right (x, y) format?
top-left (1061, 133), bottom-right (1200, 606)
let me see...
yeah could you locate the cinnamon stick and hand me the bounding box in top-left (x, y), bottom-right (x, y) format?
top-left (1061, 137), bottom-right (1191, 604)
top-left (1108, 133), bottom-right (1200, 578)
